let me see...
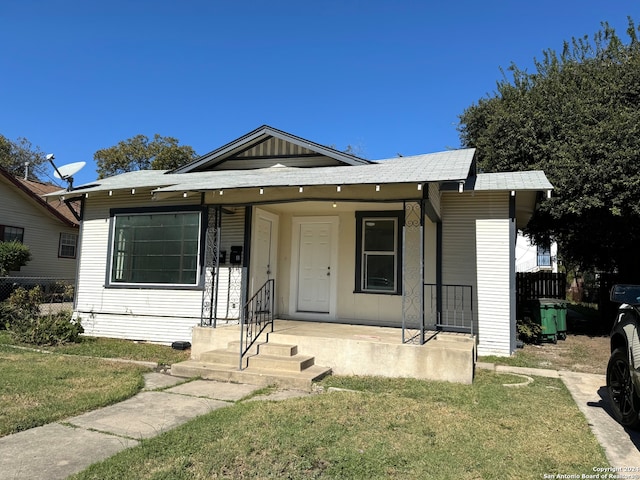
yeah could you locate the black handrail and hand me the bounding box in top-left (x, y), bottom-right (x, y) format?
top-left (424, 283), bottom-right (474, 335)
top-left (239, 279), bottom-right (275, 370)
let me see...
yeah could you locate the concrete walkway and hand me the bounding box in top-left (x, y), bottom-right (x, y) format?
top-left (0, 373), bottom-right (312, 480)
top-left (479, 363), bottom-right (640, 468)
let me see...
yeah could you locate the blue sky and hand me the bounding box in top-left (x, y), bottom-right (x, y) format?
top-left (1, 1), bottom-right (637, 187)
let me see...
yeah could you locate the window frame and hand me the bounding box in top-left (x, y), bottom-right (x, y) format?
top-left (0, 224), bottom-right (24, 243)
top-left (354, 210), bottom-right (403, 295)
top-left (537, 243), bottom-right (552, 268)
top-left (106, 206), bottom-right (206, 289)
top-left (58, 232), bottom-right (78, 259)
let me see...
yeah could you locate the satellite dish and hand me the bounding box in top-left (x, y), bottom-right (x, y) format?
top-left (53, 161), bottom-right (86, 180)
top-left (46, 153), bottom-right (85, 191)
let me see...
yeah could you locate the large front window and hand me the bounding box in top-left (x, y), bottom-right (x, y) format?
top-left (355, 211), bottom-right (402, 294)
top-left (109, 210), bottom-right (202, 286)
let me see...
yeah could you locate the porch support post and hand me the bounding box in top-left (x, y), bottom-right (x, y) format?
top-left (436, 220), bottom-right (442, 330)
top-left (200, 205), bottom-right (222, 327)
top-left (402, 200), bottom-right (425, 344)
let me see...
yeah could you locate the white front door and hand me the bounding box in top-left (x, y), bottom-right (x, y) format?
top-left (251, 208), bottom-right (278, 296)
top-left (291, 217), bottom-right (338, 317)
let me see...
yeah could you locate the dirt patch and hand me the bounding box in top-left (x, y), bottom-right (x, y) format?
top-left (518, 334), bottom-right (610, 375)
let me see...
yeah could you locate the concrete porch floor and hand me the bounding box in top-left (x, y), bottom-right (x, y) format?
top-left (189, 320), bottom-right (476, 384)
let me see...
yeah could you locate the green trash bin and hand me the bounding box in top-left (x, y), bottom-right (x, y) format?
top-left (554, 300), bottom-right (567, 340)
top-left (523, 298), bottom-right (558, 343)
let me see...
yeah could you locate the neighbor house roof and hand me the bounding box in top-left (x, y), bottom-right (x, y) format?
top-left (1, 168), bottom-right (79, 227)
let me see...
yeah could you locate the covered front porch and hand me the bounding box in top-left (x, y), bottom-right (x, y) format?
top-left (171, 320), bottom-right (476, 387)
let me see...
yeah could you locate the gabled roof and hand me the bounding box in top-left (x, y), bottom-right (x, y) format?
top-left (172, 125), bottom-right (373, 173)
top-left (44, 126), bottom-right (553, 201)
top-left (48, 148), bottom-right (478, 198)
top-left (0, 168), bottom-right (79, 227)
top-left (155, 148), bottom-right (477, 194)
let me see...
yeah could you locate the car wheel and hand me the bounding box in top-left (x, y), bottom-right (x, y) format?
top-left (606, 348), bottom-right (640, 429)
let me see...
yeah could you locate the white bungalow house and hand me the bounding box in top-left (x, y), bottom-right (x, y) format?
top-left (48, 126), bottom-right (552, 384)
top-left (0, 167), bottom-right (79, 279)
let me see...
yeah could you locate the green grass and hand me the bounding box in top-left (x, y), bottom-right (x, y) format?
top-left (0, 331), bottom-right (190, 366)
top-left (71, 372), bottom-right (608, 480)
top-left (0, 344), bottom-right (149, 437)
top-left (0, 331), bottom-right (190, 437)
top-left (480, 350), bottom-right (545, 369)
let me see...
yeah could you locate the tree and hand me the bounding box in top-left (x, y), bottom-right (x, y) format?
top-left (94, 134), bottom-right (198, 179)
top-left (458, 18), bottom-right (640, 280)
top-left (0, 241), bottom-right (31, 275)
top-left (0, 135), bottom-right (48, 180)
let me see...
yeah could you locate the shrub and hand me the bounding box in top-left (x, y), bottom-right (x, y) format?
top-left (517, 316), bottom-right (542, 344)
top-left (0, 241), bottom-right (31, 275)
top-left (3, 286), bottom-right (83, 346)
top-left (7, 311), bottom-right (83, 346)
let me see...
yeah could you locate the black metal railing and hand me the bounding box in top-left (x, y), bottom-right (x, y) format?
top-left (424, 284), bottom-right (474, 335)
top-left (239, 279), bottom-right (274, 370)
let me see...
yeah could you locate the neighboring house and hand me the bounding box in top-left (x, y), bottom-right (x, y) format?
top-left (48, 125), bottom-right (552, 378)
top-left (0, 167), bottom-right (79, 279)
top-left (515, 232), bottom-right (558, 273)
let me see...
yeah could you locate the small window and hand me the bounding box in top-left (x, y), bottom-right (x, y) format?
top-left (537, 244), bottom-right (551, 267)
top-left (109, 210), bottom-right (202, 286)
top-left (0, 225), bottom-right (24, 243)
top-left (355, 211), bottom-right (403, 294)
top-left (59, 233), bottom-right (78, 258)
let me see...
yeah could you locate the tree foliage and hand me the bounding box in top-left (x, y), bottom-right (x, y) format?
top-left (458, 18), bottom-right (640, 279)
top-left (94, 134), bottom-right (198, 179)
top-left (0, 135), bottom-right (48, 180)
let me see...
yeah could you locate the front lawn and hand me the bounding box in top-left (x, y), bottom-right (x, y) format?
top-left (0, 344), bottom-right (149, 437)
top-left (71, 372), bottom-right (608, 480)
top-left (0, 332), bottom-right (190, 437)
top-left (0, 331), bottom-right (191, 366)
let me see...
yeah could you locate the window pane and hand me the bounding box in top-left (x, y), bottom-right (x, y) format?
top-left (59, 233), bottom-right (77, 258)
top-left (4, 226), bottom-right (24, 243)
top-left (364, 219), bottom-right (395, 251)
top-left (110, 212), bottom-right (200, 285)
top-left (364, 254), bottom-right (395, 291)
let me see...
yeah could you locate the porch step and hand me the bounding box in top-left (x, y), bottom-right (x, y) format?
top-left (170, 340), bottom-right (331, 391)
top-left (247, 353), bottom-right (316, 372)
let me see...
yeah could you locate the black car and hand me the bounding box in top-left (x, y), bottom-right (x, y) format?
top-left (607, 284), bottom-right (640, 429)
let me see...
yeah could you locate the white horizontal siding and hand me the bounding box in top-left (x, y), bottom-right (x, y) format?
top-left (475, 219), bottom-right (516, 356)
top-left (0, 177), bottom-right (78, 278)
top-left (75, 194), bottom-right (209, 342)
top-left (79, 313), bottom-right (198, 344)
top-left (219, 209), bottom-right (245, 265)
top-left (440, 191), bottom-right (513, 352)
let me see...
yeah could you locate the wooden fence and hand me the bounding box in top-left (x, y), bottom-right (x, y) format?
top-left (516, 271), bottom-right (567, 306)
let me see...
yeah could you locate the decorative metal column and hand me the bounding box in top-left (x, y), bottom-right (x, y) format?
top-left (402, 201), bottom-right (425, 344)
top-left (200, 206), bottom-right (222, 327)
